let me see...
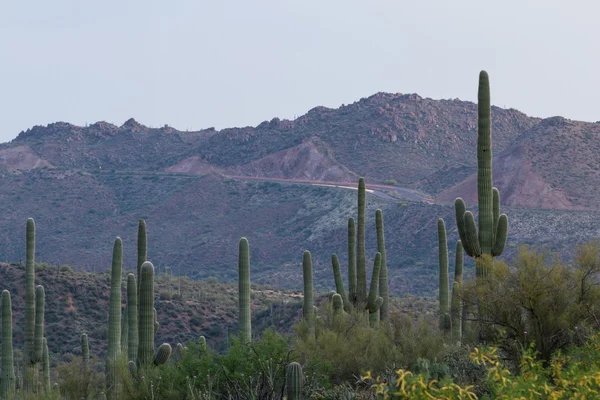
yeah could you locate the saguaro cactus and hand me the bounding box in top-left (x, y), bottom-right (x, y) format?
top-left (331, 254), bottom-right (350, 312)
top-left (81, 333), bottom-right (89, 369)
top-left (24, 218), bottom-right (36, 391)
top-left (366, 253), bottom-right (384, 327)
top-left (138, 261), bottom-right (155, 366)
top-left (137, 219), bottom-right (147, 289)
top-left (451, 241), bottom-right (464, 343)
top-left (238, 237), bottom-right (251, 344)
top-left (1, 290), bottom-right (15, 398)
top-left (356, 178), bottom-right (367, 304)
top-left (34, 285), bottom-right (45, 363)
top-left (127, 274), bottom-right (138, 363)
top-left (376, 209), bottom-right (389, 321)
top-left (121, 305), bottom-right (128, 354)
top-left (302, 250), bottom-right (314, 324)
top-left (347, 218), bottom-right (357, 304)
top-left (285, 362), bottom-right (304, 400)
top-left (438, 219), bottom-right (450, 334)
top-left (454, 71), bottom-right (508, 277)
top-left (107, 238), bottom-right (123, 394)
top-left (154, 343), bottom-right (172, 365)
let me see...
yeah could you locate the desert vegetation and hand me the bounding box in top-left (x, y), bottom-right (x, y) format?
top-left (0, 71), bottom-right (599, 399)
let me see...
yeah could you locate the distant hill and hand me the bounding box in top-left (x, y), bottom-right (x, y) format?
top-left (2, 92), bottom-right (600, 296)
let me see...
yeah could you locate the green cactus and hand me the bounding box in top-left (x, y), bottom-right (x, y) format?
top-left (81, 333), bottom-right (89, 369)
top-left (238, 237), bottom-right (252, 344)
top-left (128, 361), bottom-right (137, 377)
top-left (356, 178), bottom-right (367, 304)
top-left (451, 241), bottom-right (464, 343)
top-left (376, 209), bottom-right (389, 321)
top-left (138, 261), bottom-right (155, 366)
top-left (33, 285), bottom-right (45, 363)
top-left (302, 250), bottom-right (314, 324)
top-left (153, 307), bottom-right (159, 335)
top-left (127, 274), bottom-right (138, 363)
top-left (137, 219), bottom-right (147, 292)
top-left (24, 218), bottom-right (36, 391)
top-left (285, 362), bottom-right (304, 400)
top-left (366, 253), bottom-right (383, 327)
top-left (121, 304), bottom-right (128, 354)
top-left (438, 219), bottom-right (450, 334)
top-left (1, 290), bottom-right (15, 398)
top-left (107, 237), bottom-right (123, 395)
top-left (198, 336), bottom-right (207, 351)
top-left (331, 254), bottom-right (350, 312)
top-left (154, 343), bottom-right (172, 365)
top-left (332, 293), bottom-right (344, 317)
top-left (42, 337), bottom-right (50, 391)
top-left (347, 218), bottom-right (357, 304)
top-left (173, 343), bottom-right (186, 363)
top-left (454, 71), bottom-right (508, 277)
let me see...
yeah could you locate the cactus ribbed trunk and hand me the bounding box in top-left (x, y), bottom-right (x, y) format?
top-left (347, 218), bottom-right (357, 305)
top-left (127, 274), bottom-right (138, 362)
top-left (285, 362), bottom-right (304, 400)
top-left (302, 251), bottom-right (314, 324)
top-left (24, 218), bottom-right (36, 392)
top-left (121, 305), bottom-right (128, 354)
top-left (477, 71), bottom-right (493, 259)
top-left (356, 178), bottom-right (367, 304)
top-left (375, 209), bottom-right (389, 321)
top-left (138, 261), bottom-right (155, 366)
top-left (451, 241), bottom-right (464, 343)
top-left (154, 343), bottom-right (172, 365)
top-left (238, 238), bottom-right (252, 343)
top-left (33, 285), bottom-right (45, 363)
top-left (438, 219), bottom-right (450, 334)
top-left (1, 290), bottom-right (15, 398)
top-left (107, 237), bottom-right (123, 395)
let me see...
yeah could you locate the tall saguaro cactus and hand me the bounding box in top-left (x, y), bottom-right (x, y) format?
top-left (438, 219), bottom-right (450, 334)
top-left (137, 219), bottom-right (147, 289)
top-left (454, 71), bottom-right (508, 277)
top-left (347, 218), bottom-right (357, 304)
top-left (106, 237), bottom-right (123, 394)
top-left (24, 218), bottom-right (36, 391)
top-left (34, 285), bottom-right (45, 363)
top-left (127, 274), bottom-right (138, 363)
top-left (366, 253), bottom-right (384, 327)
top-left (238, 238), bottom-right (252, 344)
top-left (302, 251), bottom-right (314, 324)
top-left (451, 241), bottom-right (464, 343)
top-left (1, 290), bottom-right (15, 398)
top-left (285, 362), bottom-right (304, 400)
top-left (356, 178), bottom-right (367, 304)
top-left (138, 261), bottom-right (155, 366)
top-left (376, 209), bottom-right (389, 321)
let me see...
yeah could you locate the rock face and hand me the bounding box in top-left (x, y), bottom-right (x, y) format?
top-left (0, 146), bottom-right (53, 171)
top-left (232, 138), bottom-right (357, 182)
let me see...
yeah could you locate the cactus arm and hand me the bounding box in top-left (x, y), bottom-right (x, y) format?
top-left (366, 253), bottom-right (382, 328)
top-left (121, 304), bottom-right (128, 354)
top-left (1, 290), bottom-right (15, 398)
top-left (454, 199), bottom-right (471, 255)
top-left (376, 209), bottom-right (389, 321)
top-left (137, 219), bottom-right (147, 291)
top-left (302, 251), bottom-right (314, 323)
top-left (154, 343), bottom-right (172, 365)
top-left (347, 218), bottom-right (357, 304)
top-left (238, 238), bottom-right (251, 343)
top-left (331, 254), bottom-right (350, 312)
top-left (437, 219), bottom-right (450, 333)
top-left (492, 214), bottom-right (508, 257)
top-left (492, 187), bottom-right (500, 240)
top-left (463, 212), bottom-right (481, 258)
top-left (127, 274), bottom-right (139, 362)
top-left (454, 241), bottom-right (464, 285)
top-left (138, 261), bottom-right (155, 366)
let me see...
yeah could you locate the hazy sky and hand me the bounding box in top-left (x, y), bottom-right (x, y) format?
top-left (1, 1), bottom-right (599, 143)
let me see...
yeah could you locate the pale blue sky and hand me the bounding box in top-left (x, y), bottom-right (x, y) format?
top-left (1, 1), bottom-right (598, 142)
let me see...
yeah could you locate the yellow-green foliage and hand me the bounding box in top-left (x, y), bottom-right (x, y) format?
top-left (366, 333), bottom-right (600, 399)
